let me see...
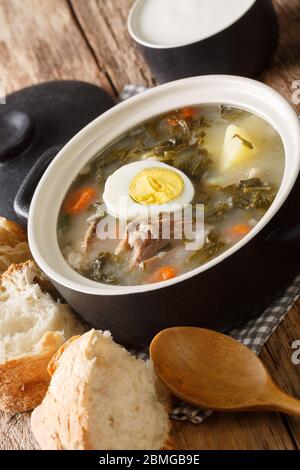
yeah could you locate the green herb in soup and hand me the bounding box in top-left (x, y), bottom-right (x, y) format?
top-left (57, 105), bottom-right (285, 286)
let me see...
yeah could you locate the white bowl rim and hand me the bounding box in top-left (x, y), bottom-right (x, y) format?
top-left (28, 75), bottom-right (300, 296)
top-left (128, 0), bottom-right (257, 50)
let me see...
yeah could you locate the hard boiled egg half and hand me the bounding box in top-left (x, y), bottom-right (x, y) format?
top-left (103, 161), bottom-right (194, 219)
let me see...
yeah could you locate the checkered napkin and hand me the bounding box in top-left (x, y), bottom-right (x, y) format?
top-left (120, 85), bottom-right (300, 424)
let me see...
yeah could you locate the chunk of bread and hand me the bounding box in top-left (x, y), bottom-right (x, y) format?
top-left (0, 217), bottom-right (32, 274)
top-left (31, 330), bottom-right (171, 450)
top-left (0, 260), bottom-right (84, 412)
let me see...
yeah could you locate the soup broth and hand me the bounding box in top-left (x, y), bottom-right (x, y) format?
top-left (57, 105), bottom-right (285, 286)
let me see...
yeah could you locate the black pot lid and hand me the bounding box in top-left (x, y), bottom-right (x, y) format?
top-left (0, 80), bottom-right (115, 224)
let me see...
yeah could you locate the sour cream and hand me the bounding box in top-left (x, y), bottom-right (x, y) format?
top-left (129, 0), bottom-right (255, 48)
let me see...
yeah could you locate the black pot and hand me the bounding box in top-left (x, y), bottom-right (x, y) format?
top-left (52, 207), bottom-right (300, 347)
top-left (27, 76), bottom-right (300, 348)
top-left (128, 0), bottom-right (279, 83)
top-left (0, 80), bottom-right (115, 223)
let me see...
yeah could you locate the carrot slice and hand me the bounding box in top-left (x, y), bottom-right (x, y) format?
top-left (167, 108), bottom-right (197, 126)
top-left (228, 223), bottom-right (251, 237)
top-left (181, 107), bottom-right (197, 120)
top-left (63, 187), bottom-right (97, 215)
top-left (152, 266), bottom-right (177, 282)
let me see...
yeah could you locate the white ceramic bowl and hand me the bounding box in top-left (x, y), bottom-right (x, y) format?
top-left (28, 76), bottom-right (300, 346)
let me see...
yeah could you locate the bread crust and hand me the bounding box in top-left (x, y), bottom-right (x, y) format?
top-left (0, 217), bottom-right (31, 274)
top-left (31, 332), bottom-right (99, 449)
top-left (47, 336), bottom-right (80, 377)
top-left (0, 260), bottom-right (58, 298)
top-left (31, 330), bottom-right (172, 450)
top-left (0, 339), bottom-right (60, 413)
top-left (0, 217), bottom-right (27, 246)
top-left (0, 261), bottom-right (84, 413)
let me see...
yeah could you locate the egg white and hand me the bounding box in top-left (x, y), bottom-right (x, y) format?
top-left (103, 160), bottom-right (194, 220)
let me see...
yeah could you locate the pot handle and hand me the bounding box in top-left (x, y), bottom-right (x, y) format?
top-left (14, 145), bottom-right (63, 222)
top-left (263, 224), bottom-right (300, 257)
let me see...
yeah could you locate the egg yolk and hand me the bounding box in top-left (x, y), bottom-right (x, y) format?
top-left (129, 167), bottom-right (184, 205)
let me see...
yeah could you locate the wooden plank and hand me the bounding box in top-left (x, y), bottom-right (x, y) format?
top-left (69, 0), bottom-right (300, 449)
top-left (171, 411), bottom-right (296, 450)
top-left (261, 304), bottom-right (300, 448)
top-left (0, 0), bottom-right (114, 96)
top-left (69, 0), bottom-right (155, 93)
top-left (170, 302), bottom-right (300, 451)
top-left (0, 412), bottom-right (38, 450)
top-left (261, 0), bottom-right (300, 112)
top-left (0, 0), bottom-right (115, 450)
top-left (0, 0), bottom-right (300, 451)
top-left (2, 304), bottom-right (299, 451)
top-left (69, 0), bottom-right (300, 113)
top-left (4, 409), bottom-right (294, 451)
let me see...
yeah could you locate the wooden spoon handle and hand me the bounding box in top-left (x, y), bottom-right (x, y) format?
top-left (259, 380), bottom-right (300, 417)
top-left (266, 391), bottom-right (300, 417)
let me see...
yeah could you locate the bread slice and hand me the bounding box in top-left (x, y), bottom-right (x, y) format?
top-left (0, 260), bottom-right (84, 413)
top-left (0, 217), bottom-right (32, 274)
top-left (31, 330), bottom-right (171, 450)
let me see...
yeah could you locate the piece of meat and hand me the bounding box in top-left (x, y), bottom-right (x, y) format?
top-left (114, 230), bottom-right (130, 256)
top-left (115, 220), bottom-right (169, 267)
top-left (115, 215), bottom-right (196, 268)
top-left (142, 245), bottom-right (190, 273)
top-left (115, 214), bottom-right (193, 267)
top-left (82, 220), bottom-right (98, 254)
top-left (141, 251), bottom-right (167, 271)
top-left (130, 236), bottom-right (170, 267)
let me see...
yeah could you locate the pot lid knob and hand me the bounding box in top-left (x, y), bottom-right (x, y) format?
top-left (0, 110), bottom-right (34, 163)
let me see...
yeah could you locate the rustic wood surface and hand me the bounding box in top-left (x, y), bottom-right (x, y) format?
top-left (0, 0), bottom-right (300, 450)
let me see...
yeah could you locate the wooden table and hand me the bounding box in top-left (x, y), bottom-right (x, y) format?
top-left (0, 0), bottom-right (300, 451)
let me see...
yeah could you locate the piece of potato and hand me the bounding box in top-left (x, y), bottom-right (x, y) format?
top-left (221, 125), bottom-right (256, 170)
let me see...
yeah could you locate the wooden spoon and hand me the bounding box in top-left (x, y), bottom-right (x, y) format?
top-left (150, 327), bottom-right (300, 416)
